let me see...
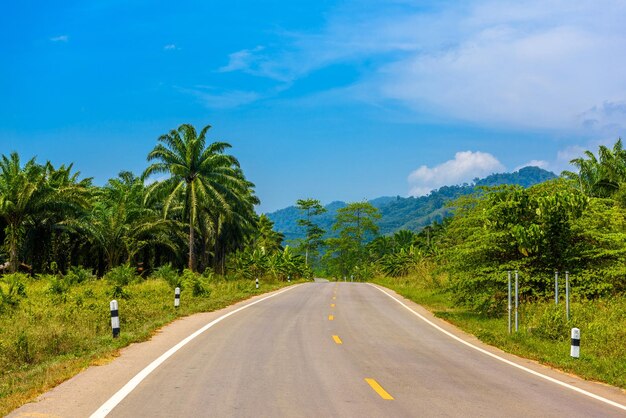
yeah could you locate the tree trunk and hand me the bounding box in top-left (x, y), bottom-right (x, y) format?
top-left (8, 222), bottom-right (19, 273)
top-left (188, 221), bottom-right (195, 272)
top-left (9, 236), bottom-right (18, 274)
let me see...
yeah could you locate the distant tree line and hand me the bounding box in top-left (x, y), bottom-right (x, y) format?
top-left (292, 139), bottom-right (625, 314)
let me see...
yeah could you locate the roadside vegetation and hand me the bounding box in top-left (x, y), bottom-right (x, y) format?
top-left (3, 124), bottom-right (626, 411)
top-left (313, 139), bottom-right (626, 389)
top-left (0, 123), bottom-right (308, 414)
top-left (0, 270), bottom-right (294, 415)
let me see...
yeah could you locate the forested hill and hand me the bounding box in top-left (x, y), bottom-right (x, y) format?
top-left (266, 166), bottom-right (556, 243)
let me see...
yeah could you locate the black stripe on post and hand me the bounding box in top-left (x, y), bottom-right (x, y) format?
top-left (571, 338), bottom-right (580, 347)
top-left (110, 309), bottom-right (119, 317)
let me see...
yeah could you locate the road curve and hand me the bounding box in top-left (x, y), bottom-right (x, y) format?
top-left (10, 282), bottom-right (626, 417)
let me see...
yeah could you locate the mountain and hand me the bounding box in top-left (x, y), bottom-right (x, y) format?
top-left (266, 166), bottom-right (557, 244)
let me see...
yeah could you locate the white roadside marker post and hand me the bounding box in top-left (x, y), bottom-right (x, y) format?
top-left (110, 300), bottom-right (120, 338)
top-left (256, 278), bottom-right (259, 289)
top-left (174, 287), bottom-right (180, 308)
top-left (351, 275), bottom-right (354, 282)
top-left (288, 275), bottom-right (290, 283)
top-left (507, 271), bottom-right (512, 334)
top-left (571, 328), bottom-right (580, 358)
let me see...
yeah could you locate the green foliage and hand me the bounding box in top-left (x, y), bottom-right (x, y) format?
top-left (0, 153), bottom-right (91, 273)
top-left (267, 167), bottom-right (556, 242)
top-left (295, 198), bottom-right (327, 266)
top-left (110, 283), bottom-right (131, 300)
top-left (253, 214), bottom-right (284, 254)
top-left (377, 273), bottom-right (626, 389)
top-left (65, 266), bottom-right (95, 284)
top-left (435, 180), bottom-right (599, 311)
top-left (0, 272), bottom-right (293, 415)
top-left (143, 123), bottom-right (258, 272)
top-left (227, 246), bottom-right (310, 281)
top-left (378, 247), bottom-right (421, 277)
top-left (325, 201), bottom-right (381, 279)
top-left (46, 276), bottom-right (70, 297)
top-left (526, 304), bottom-right (569, 340)
top-left (0, 273), bottom-right (28, 311)
top-left (179, 269), bottom-right (211, 297)
top-left (105, 264), bottom-right (138, 286)
top-left (563, 138), bottom-right (626, 198)
top-left (14, 332), bottom-right (33, 364)
top-left (151, 264), bottom-right (181, 288)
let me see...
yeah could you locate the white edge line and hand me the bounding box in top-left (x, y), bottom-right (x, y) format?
top-left (90, 284), bottom-right (302, 418)
top-left (367, 283), bottom-right (626, 412)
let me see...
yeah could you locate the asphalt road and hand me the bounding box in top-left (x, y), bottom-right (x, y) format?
top-left (10, 282), bottom-right (626, 417)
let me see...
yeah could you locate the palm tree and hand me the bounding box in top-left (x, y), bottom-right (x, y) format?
top-left (0, 153), bottom-right (91, 272)
top-left (143, 124), bottom-right (253, 271)
top-left (211, 182), bottom-right (259, 274)
top-left (254, 214), bottom-right (284, 254)
top-left (563, 138), bottom-right (626, 198)
top-left (68, 171), bottom-right (174, 271)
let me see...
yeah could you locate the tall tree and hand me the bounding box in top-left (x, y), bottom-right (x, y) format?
top-left (143, 123), bottom-right (253, 271)
top-left (296, 198), bottom-right (326, 266)
top-left (0, 153), bottom-right (91, 272)
top-left (254, 214), bottom-right (284, 254)
top-left (67, 171), bottom-right (174, 271)
top-left (563, 138), bottom-right (626, 198)
top-left (325, 201), bottom-right (380, 278)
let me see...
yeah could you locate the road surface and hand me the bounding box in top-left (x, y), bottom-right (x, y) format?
top-left (10, 282), bottom-right (626, 417)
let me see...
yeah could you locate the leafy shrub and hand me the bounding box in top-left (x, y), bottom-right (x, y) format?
top-left (105, 264), bottom-right (137, 286)
top-left (0, 273), bottom-right (28, 311)
top-left (181, 269), bottom-right (211, 297)
top-left (110, 284), bottom-right (131, 300)
top-left (65, 266), bottom-right (95, 284)
top-left (14, 332), bottom-right (33, 364)
top-left (47, 276), bottom-right (69, 296)
top-left (527, 304), bottom-right (568, 340)
top-left (151, 264), bottom-right (181, 288)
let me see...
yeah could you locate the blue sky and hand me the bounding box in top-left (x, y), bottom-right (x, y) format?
top-left (2, 1), bottom-right (626, 212)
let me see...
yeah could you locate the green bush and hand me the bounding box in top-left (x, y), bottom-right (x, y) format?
top-left (65, 266), bottom-right (95, 284)
top-left (151, 264), bottom-right (181, 288)
top-left (527, 304), bottom-right (568, 340)
top-left (180, 269), bottom-right (211, 297)
top-left (47, 276), bottom-right (69, 297)
top-left (105, 264), bottom-right (137, 286)
top-left (110, 284), bottom-right (131, 300)
top-left (0, 273), bottom-right (28, 311)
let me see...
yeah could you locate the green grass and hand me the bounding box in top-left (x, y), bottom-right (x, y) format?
top-left (0, 273), bottom-right (296, 416)
top-left (373, 275), bottom-right (626, 390)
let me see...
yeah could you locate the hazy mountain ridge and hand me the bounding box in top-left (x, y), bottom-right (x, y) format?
top-left (267, 166), bottom-right (557, 244)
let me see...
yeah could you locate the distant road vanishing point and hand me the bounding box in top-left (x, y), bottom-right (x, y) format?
top-left (10, 282), bottom-right (626, 417)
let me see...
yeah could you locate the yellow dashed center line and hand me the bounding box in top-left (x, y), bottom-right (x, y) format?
top-left (328, 315), bottom-right (334, 320)
top-left (331, 303), bottom-right (335, 308)
top-left (332, 296), bottom-right (336, 300)
top-left (365, 378), bottom-right (394, 400)
top-left (332, 335), bottom-right (343, 344)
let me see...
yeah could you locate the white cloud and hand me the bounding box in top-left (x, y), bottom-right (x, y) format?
top-left (218, 46), bottom-right (266, 73)
top-left (50, 35), bottom-right (68, 42)
top-left (408, 151), bottom-right (505, 196)
top-left (178, 86), bottom-right (260, 109)
top-left (221, 0), bottom-right (626, 132)
top-left (163, 44), bottom-right (178, 51)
